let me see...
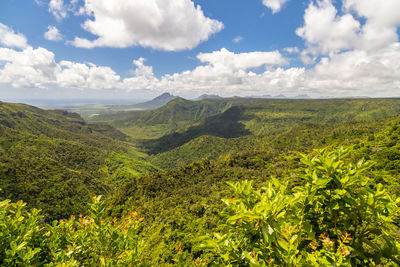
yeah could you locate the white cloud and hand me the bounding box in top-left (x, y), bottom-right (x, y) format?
top-left (297, 0), bottom-right (400, 58)
top-left (121, 49), bottom-right (289, 94)
top-left (49, 0), bottom-right (68, 21)
top-left (343, 0), bottom-right (400, 51)
top-left (262, 0), bottom-right (290, 14)
top-left (122, 58), bottom-right (159, 91)
top-left (44, 26), bottom-right (63, 41)
top-left (232, 36), bottom-right (243, 43)
top-left (1, 3), bottom-right (400, 100)
top-left (57, 61), bottom-right (120, 90)
top-left (120, 49), bottom-right (297, 96)
top-left (130, 43), bottom-right (400, 97)
top-left (158, 65), bottom-right (306, 97)
top-left (48, 0), bottom-right (82, 21)
top-left (197, 48), bottom-right (287, 69)
top-left (1, 42), bottom-right (399, 97)
top-left (307, 43), bottom-right (400, 95)
top-left (0, 47), bottom-right (58, 88)
top-left (0, 46), bottom-right (121, 90)
top-left (343, 0), bottom-right (400, 27)
top-left (0, 23), bottom-right (28, 49)
top-left (69, 0), bottom-right (224, 51)
top-left (296, 0), bottom-right (361, 56)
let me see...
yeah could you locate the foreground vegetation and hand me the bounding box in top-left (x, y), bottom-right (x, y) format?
top-left (1, 147), bottom-right (399, 266)
top-left (202, 148), bottom-right (400, 266)
top-left (0, 101), bottom-right (159, 220)
top-left (0, 194), bottom-right (146, 266)
top-left (1, 98), bottom-right (400, 265)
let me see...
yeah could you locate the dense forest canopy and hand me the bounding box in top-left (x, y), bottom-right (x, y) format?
top-left (1, 98), bottom-right (400, 265)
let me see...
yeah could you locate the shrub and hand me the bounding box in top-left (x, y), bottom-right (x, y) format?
top-left (0, 193), bottom-right (147, 266)
top-left (202, 148), bottom-right (400, 266)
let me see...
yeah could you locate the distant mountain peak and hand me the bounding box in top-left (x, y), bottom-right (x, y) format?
top-left (153, 92), bottom-right (175, 100)
top-left (133, 93), bottom-right (177, 110)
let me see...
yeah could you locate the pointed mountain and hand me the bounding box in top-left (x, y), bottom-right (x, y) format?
top-left (133, 92), bottom-right (177, 110)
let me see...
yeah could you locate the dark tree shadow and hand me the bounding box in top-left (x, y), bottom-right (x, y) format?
top-left (142, 106), bottom-right (252, 154)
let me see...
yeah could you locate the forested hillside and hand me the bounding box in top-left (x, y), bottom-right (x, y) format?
top-left (1, 99), bottom-right (400, 265)
top-left (106, 98), bottom-right (400, 168)
top-left (0, 101), bottom-right (159, 220)
top-left (108, 115), bottom-right (400, 264)
top-left (89, 98), bottom-right (400, 155)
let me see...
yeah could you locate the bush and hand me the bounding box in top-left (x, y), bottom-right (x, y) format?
top-left (0, 193), bottom-right (147, 266)
top-left (202, 148), bottom-right (400, 266)
top-left (0, 196), bottom-right (42, 266)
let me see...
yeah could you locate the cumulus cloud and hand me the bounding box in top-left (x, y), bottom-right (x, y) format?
top-left (151, 49), bottom-right (291, 95)
top-left (49, 0), bottom-right (68, 21)
top-left (343, 0), bottom-right (400, 51)
top-left (48, 0), bottom-right (85, 22)
top-left (121, 49), bottom-right (289, 94)
top-left (2, 0), bottom-right (400, 99)
top-left (69, 0), bottom-right (224, 51)
top-left (297, 0), bottom-right (400, 58)
top-left (0, 47), bottom-right (58, 88)
top-left (296, 0), bottom-right (361, 56)
top-left (1, 42), bottom-right (399, 97)
top-left (0, 45), bottom-right (121, 90)
top-left (197, 48), bottom-right (287, 69)
top-left (0, 23), bottom-right (28, 49)
top-left (122, 58), bottom-right (159, 91)
top-left (262, 0), bottom-right (290, 14)
top-left (125, 43), bottom-right (400, 97)
top-left (48, 0), bottom-right (83, 21)
top-left (307, 43), bottom-right (400, 95)
top-left (158, 65), bottom-right (306, 97)
top-left (57, 61), bottom-right (120, 90)
top-left (44, 26), bottom-right (63, 41)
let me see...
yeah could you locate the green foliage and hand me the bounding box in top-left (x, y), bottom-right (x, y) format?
top-left (94, 98), bottom-right (400, 155)
top-left (150, 135), bottom-right (253, 170)
top-left (105, 152), bottom-right (161, 184)
top-left (0, 102), bottom-right (160, 220)
top-left (2, 99), bottom-right (400, 265)
top-left (202, 148), bottom-right (400, 266)
top-left (142, 106), bottom-right (250, 154)
top-left (0, 195), bottom-right (42, 266)
top-left (0, 193), bottom-right (147, 266)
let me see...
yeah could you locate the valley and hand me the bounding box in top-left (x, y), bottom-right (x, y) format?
top-left (1, 97), bottom-right (400, 265)
top-left (2, 0), bottom-right (400, 265)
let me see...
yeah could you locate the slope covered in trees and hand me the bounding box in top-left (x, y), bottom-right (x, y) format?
top-left (1, 99), bottom-right (400, 265)
top-left (148, 98), bottom-right (400, 168)
top-left (90, 98), bottom-right (400, 156)
top-left (0, 101), bottom-right (159, 220)
top-left (108, 115), bottom-right (400, 264)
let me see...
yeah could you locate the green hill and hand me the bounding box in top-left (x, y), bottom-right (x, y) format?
top-left (0, 101), bottom-right (160, 220)
top-left (109, 115), bottom-right (400, 264)
top-left (89, 97), bottom-right (267, 140)
top-left (134, 98), bottom-right (400, 155)
top-left (1, 99), bottom-right (400, 265)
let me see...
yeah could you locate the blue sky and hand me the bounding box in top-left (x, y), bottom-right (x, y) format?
top-left (0, 0), bottom-right (399, 104)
